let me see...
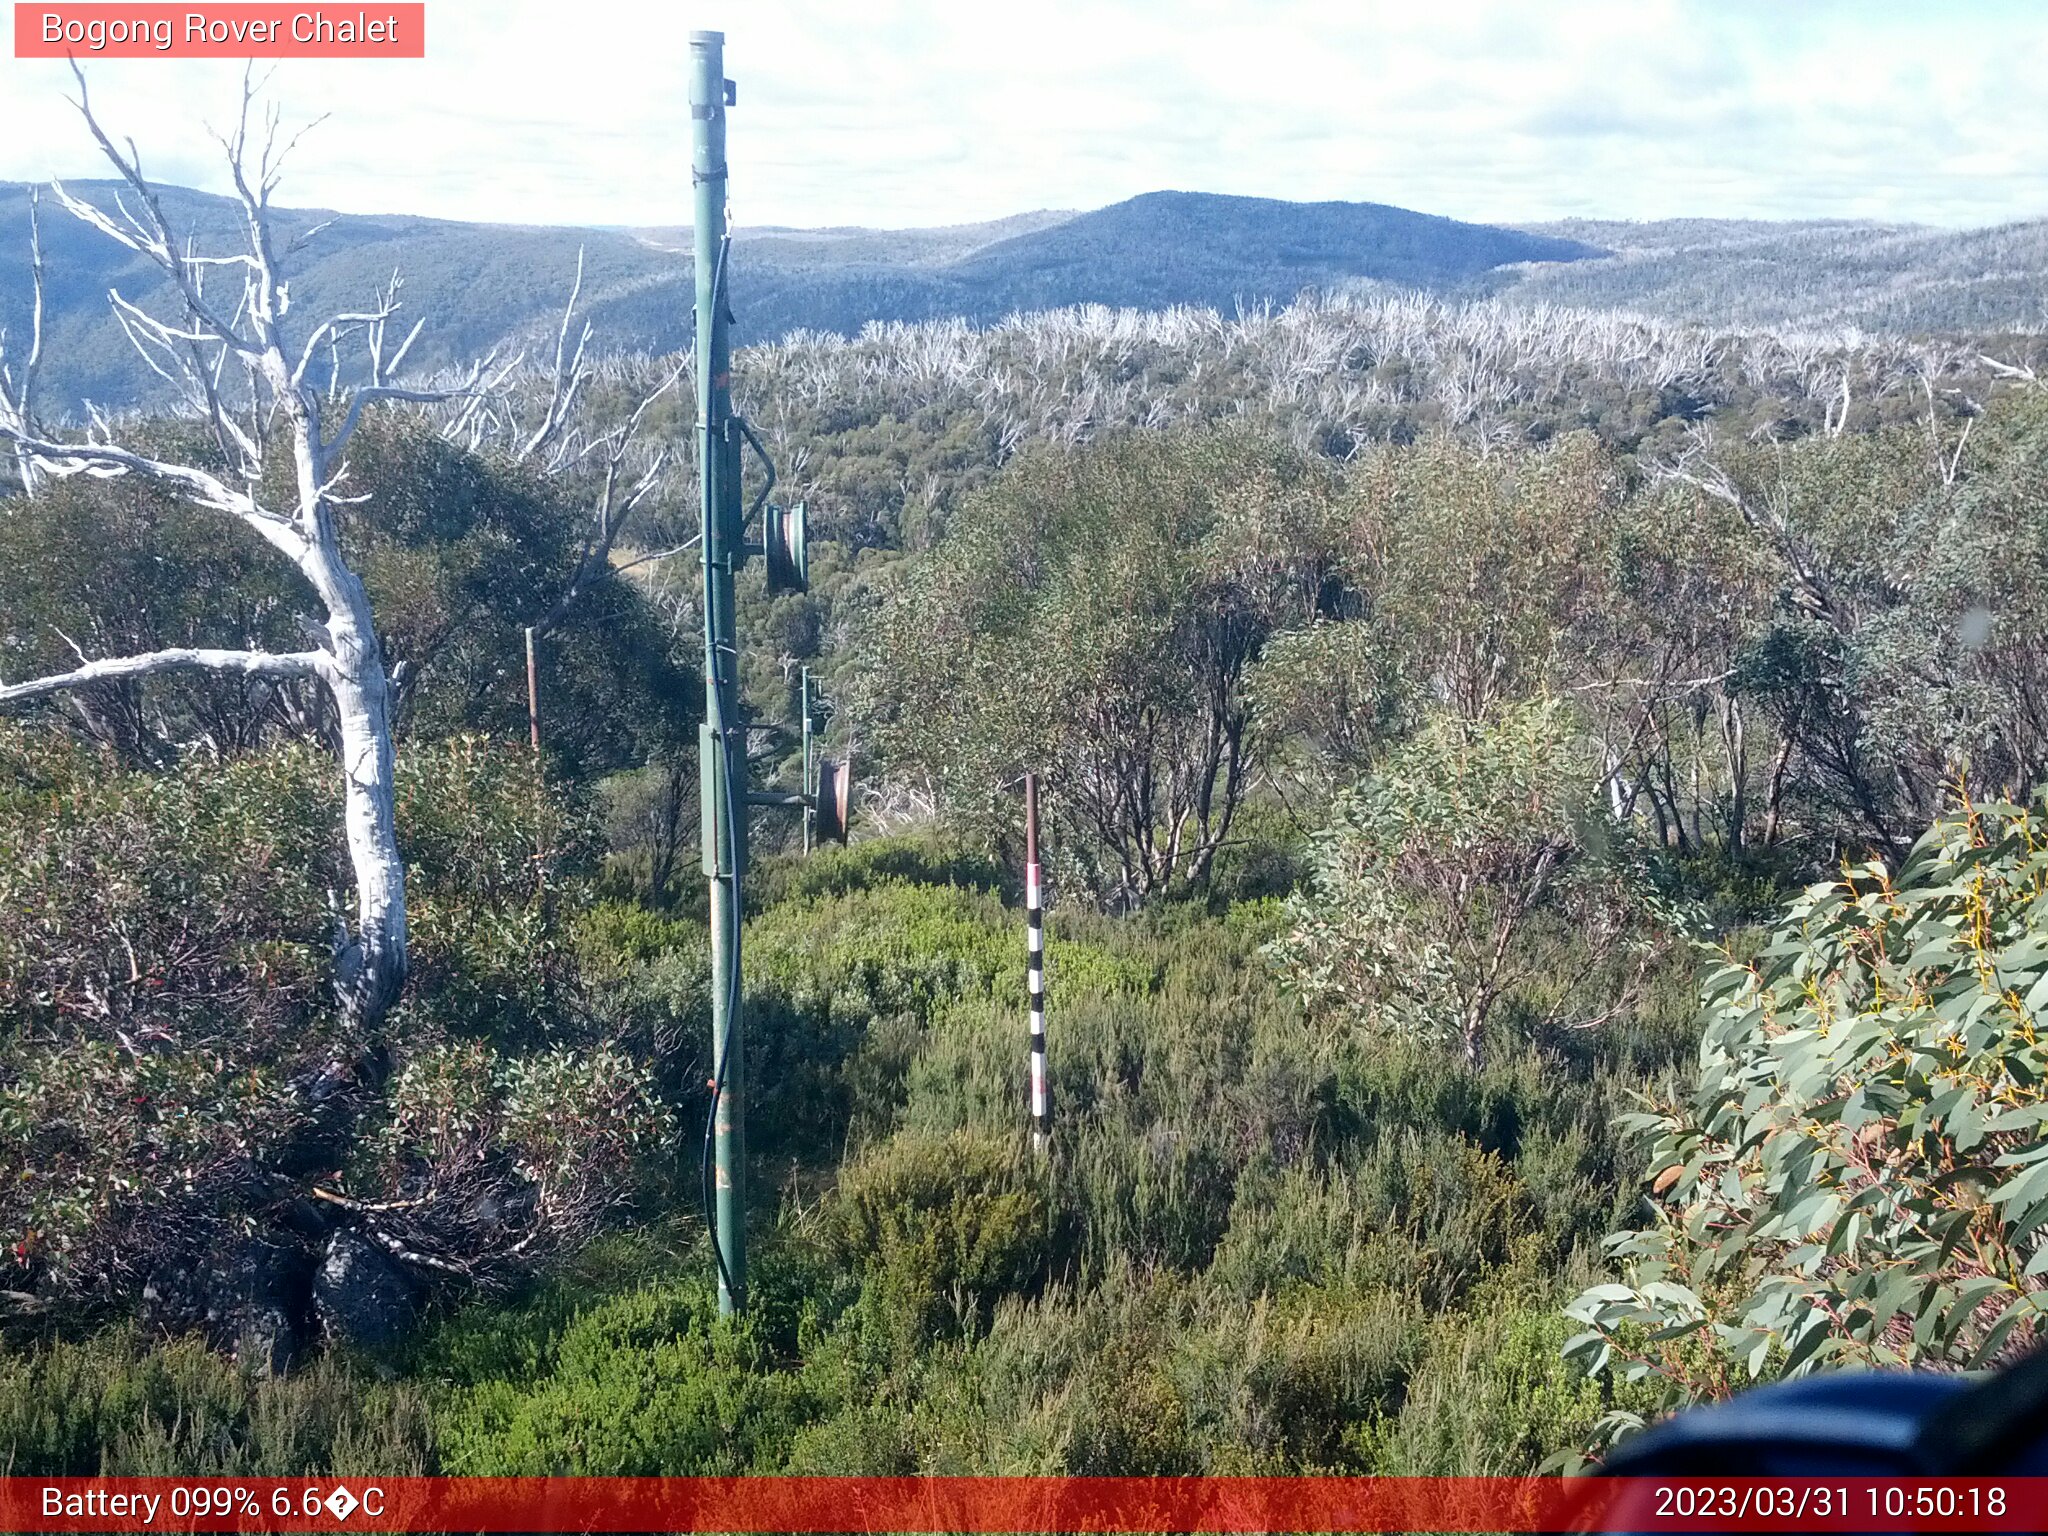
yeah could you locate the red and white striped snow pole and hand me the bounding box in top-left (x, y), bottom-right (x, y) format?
top-left (1025, 772), bottom-right (1049, 1153)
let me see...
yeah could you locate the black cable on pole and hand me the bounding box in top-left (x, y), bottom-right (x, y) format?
top-left (700, 638), bottom-right (743, 1310)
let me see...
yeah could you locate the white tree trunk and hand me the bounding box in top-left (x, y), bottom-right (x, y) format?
top-left (324, 584), bottom-right (408, 1024)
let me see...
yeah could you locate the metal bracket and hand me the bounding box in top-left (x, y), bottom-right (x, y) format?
top-left (733, 415), bottom-right (776, 528)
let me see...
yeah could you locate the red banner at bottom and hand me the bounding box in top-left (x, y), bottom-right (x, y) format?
top-left (8, 1475), bottom-right (2048, 1532)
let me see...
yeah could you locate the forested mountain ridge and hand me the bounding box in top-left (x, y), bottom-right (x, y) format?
top-left (1506, 213), bottom-right (2048, 333)
top-left (939, 191), bottom-right (1605, 308)
top-left (627, 208), bottom-right (1082, 266)
top-left (0, 180), bottom-right (657, 409)
top-left (7, 178), bottom-right (2043, 416)
top-left (0, 182), bottom-right (1598, 408)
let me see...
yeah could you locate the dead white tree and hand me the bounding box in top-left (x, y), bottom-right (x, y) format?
top-left (485, 255), bottom-right (685, 640)
top-left (0, 187), bottom-right (44, 494)
top-left (418, 249), bottom-right (684, 656)
top-left (0, 69), bottom-right (474, 1028)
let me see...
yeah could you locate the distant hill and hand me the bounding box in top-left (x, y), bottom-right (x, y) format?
top-left (0, 185), bottom-right (1602, 410)
top-left (2, 181), bottom-right (2043, 415)
top-left (946, 192), bottom-right (1607, 310)
top-left (632, 209), bottom-right (1082, 268)
top-left (1502, 216), bottom-right (2048, 333)
top-left (0, 181), bottom-right (667, 411)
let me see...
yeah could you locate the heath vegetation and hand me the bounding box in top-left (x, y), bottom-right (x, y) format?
top-left (5, 84), bottom-right (2048, 1476)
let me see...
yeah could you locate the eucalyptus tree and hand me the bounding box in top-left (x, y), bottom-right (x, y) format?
top-left (864, 427), bottom-right (1342, 907)
top-left (1655, 395), bottom-right (2048, 858)
top-left (1246, 431), bottom-right (1645, 822)
top-left (1269, 700), bottom-right (1667, 1069)
top-left (1568, 792), bottom-right (2048, 1435)
top-left (0, 72), bottom-right (491, 1027)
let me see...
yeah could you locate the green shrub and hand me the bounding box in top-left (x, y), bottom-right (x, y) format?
top-left (432, 1282), bottom-right (816, 1474)
top-left (739, 870), bottom-right (1152, 1156)
top-left (827, 1131), bottom-right (1059, 1355)
top-left (1222, 1288), bottom-right (1424, 1470)
top-left (0, 728), bottom-right (671, 1307)
top-left (1359, 1298), bottom-right (1623, 1475)
top-left (394, 736), bottom-right (593, 1046)
top-left (0, 1327), bottom-right (431, 1475)
top-left (573, 901), bottom-right (700, 971)
top-left (749, 835), bottom-right (1005, 909)
top-left (0, 731), bottom-right (345, 1297)
top-left (1199, 799), bottom-right (1309, 910)
top-left (1207, 1143), bottom-right (1526, 1311)
top-left (420, 1234), bottom-right (851, 1475)
top-left (748, 881), bottom-right (1019, 1021)
top-left (906, 1271), bottom-right (1424, 1475)
top-left (1567, 792), bottom-right (2048, 1443)
top-left (1269, 700), bottom-right (1671, 1068)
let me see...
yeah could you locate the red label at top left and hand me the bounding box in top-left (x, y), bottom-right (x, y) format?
top-left (14, 4), bottom-right (426, 56)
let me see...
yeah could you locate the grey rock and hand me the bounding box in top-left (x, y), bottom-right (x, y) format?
top-left (142, 1235), bottom-right (310, 1375)
top-left (312, 1229), bottom-right (419, 1350)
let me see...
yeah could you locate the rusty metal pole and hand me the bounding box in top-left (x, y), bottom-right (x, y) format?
top-left (1025, 774), bottom-right (1048, 1153)
top-left (523, 626), bottom-right (540, 752)
top-left (801, 666), bottom-right (815, 856)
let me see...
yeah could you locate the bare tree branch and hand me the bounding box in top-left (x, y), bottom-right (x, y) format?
top-left (0, 646), bottom-right (324, 706)
top-left (1978, 354), bottom-right (2039, 385)
top-left (0, 187), bottom-right (44, 494)
top-left (1658, 429), bottom-right (1842, 626)
top-left (55, 68), bottom-right (263, 361)
top-left (610, 535), bottom-right (702, 574)
top-left (326, 380), bottom-right (470, 463)
top-left (369, 282), bottom-right (426, 386)
top-left (292, 301), bottom-right (400, 390)
top-left (0, 428), bottom-right (310, 558)
top-left (527, 362), bottom-right (682, 640)
top-left (521, 247), bottom-right (592, 462)
top-left (530, 450), bottom-right (669, 640)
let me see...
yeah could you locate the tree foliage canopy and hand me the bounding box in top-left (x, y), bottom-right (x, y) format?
top-left (0, 414), bottom-right (695, 780)
top-left (1566, 790), bottom-right (2048, 1443)
top-left (1269, 700), bottom-right (1670, 1066)
top-left (863, 427), bottom-right (1342, 905)
top-left (0, 726), bottom-right (670, 1308)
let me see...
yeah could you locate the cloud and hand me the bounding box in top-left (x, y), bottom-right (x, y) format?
top-left (0, 0), bottom-right (2041, 229)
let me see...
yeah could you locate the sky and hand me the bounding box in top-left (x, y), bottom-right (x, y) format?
top-left (0, 0), bottom-right (2044, 232)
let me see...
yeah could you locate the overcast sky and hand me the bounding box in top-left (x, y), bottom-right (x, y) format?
top-left (1, 0), bottom-right (2043, 231)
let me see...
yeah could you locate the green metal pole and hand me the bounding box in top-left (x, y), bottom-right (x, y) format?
top-left (802, 667), bottom-right (814, 856)
top-left (691, 28), bottom-right (745, 1316)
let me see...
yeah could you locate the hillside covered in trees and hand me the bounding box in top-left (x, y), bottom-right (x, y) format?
top-left (1507, 215), bottom-right (2048, 335)
top-left (5, 102), bottom-right (2048, 1482)
top-left (6, 178), bottom-right (2046, 414)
